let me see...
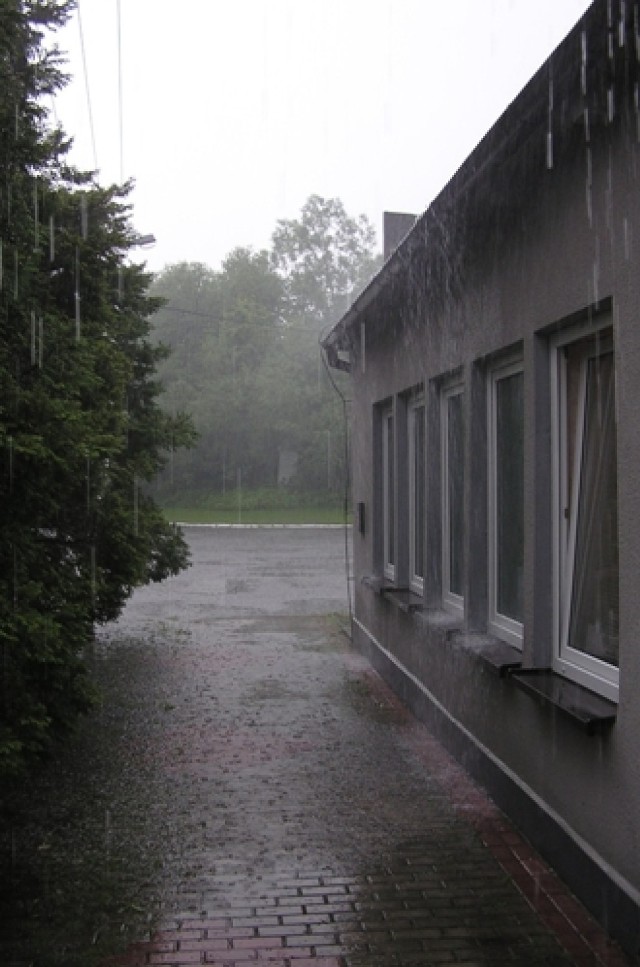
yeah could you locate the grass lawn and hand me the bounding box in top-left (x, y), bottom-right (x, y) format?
top-left (162, 506), bottom-right (349, 525)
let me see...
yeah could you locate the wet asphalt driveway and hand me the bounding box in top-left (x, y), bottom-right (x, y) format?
top-left (1, 527), bottom-right (629, 967)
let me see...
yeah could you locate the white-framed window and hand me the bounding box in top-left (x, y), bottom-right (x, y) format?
top-left (550, 316), bottom-right (619, 700)
top-left (441, 381), bottom-right (464, 611)
top-left (488, 360), bottom-right (524, 648)
top-left (382, 404), bottom-right (396, 581)
top-left (408, 395), bottom-right (425, 594)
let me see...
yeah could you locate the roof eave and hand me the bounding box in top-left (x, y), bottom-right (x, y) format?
top-left (322, 0), bottom-right (604, 356)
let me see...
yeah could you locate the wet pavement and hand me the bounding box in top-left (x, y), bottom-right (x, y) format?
top-left (1, 527), bottom-right (632, 967)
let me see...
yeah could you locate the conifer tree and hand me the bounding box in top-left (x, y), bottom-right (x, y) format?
top-left (0, 1), bottom-right (195, 776)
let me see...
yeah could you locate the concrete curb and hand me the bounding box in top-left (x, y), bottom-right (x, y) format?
top-left (173, 522), bottom-right (347, 529)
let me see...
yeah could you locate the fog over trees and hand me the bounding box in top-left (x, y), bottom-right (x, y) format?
top-left (151, 194), bottom-right (381, 502)
top-left (0, 2), bottom-right (380, 779)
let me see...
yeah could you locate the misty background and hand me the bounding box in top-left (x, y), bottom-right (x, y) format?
top-left (54, 1), bottom-right (592, 273)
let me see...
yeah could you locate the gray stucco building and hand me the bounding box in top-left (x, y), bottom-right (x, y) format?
top-left (323, 0), bottom-right (640, 955)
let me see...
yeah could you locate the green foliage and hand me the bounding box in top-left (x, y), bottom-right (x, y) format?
top-left (165, 487), bottom-right (343, 512)
top-left (271, 193), bottom-right (380, 328)
top-left (151, 196), bottom-right (381, 503)
top-left (0, 1), bottom-right (195, 776)
top-left (158, 483), bottom-right (348, 524)
top-left (163, 506), bottom-right (346, 526)
top-left (151, 248), bottom-right (285, 494)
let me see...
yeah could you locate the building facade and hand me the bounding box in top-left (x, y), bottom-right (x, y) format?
top-left (323, 0), bottom-right (640, 955)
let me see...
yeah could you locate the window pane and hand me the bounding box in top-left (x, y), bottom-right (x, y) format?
top-left (496, 372), bottom-right (524, 621)
top-left (448, 393), bottom-right (464, 596)
top-left (568, 351), bottom-right (618, 666)
top-left (386, 413), bottom-right (395, 568)
top-left (413, 405), bottom-right (425, 580)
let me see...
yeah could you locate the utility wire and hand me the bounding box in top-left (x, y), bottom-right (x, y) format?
top-left (116, 0), bottom-right (124, 182)
top-left (76, 0), bottom-right (98, 171)
top-left (158, 303), bottom-right (331, 334)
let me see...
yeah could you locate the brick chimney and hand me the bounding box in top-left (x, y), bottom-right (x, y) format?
top-left (383, 211), bottom-right (417, 260)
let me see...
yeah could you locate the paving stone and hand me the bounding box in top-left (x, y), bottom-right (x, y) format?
top-left (2, 529), bottom-right (630, 967)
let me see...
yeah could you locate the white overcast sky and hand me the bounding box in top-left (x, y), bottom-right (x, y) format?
top-left (51, 0), bottom-right (592, 273)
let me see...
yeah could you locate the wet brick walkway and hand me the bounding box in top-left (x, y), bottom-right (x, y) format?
top-left (28, 527), bottom-right (631, 967)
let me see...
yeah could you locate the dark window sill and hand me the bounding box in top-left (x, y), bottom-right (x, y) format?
top-left (510, 668), bottom-right (617, 734)
top-left (361, 576), bottom-right (423, 612)
top-left (383, 588), bottom-right (424, 613)
top-left (360, 578), bottom-right (615, 734)
top-left (449, 632), bottom-right (523, 677)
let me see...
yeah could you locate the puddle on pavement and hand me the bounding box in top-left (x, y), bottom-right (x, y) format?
top-left (237, 613), bottom-right (348, 648)
top-left (244, 678), bottom-right (311, 702)
top-left (337, 667), bottom-right (415, 727)
top-left (225, 577), bottom-right (257, 593)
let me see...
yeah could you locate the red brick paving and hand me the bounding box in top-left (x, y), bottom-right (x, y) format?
top-left (96, 529), bottom-right (631, 967)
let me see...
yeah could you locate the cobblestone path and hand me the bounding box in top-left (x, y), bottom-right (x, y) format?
top-left (2, 527), bottom-right (630, 967)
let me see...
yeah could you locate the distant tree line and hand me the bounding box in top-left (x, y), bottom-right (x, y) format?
top-left (150, 195), bottom-right (381, 503)
top-left (0, 3), bottom-right (380, 778)
top-left (0, 1), bottom-right (194, 777)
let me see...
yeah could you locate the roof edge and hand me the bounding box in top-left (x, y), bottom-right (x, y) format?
top-left (322, 0), bottom-right (599, 353)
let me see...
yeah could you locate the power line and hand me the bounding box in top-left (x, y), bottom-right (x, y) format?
top-left (76, 0), bottom-right (98, 171)
top-left (157, 303), bottom-right (334, 334)
top-left (116, 0), bottom-right (124, 182)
